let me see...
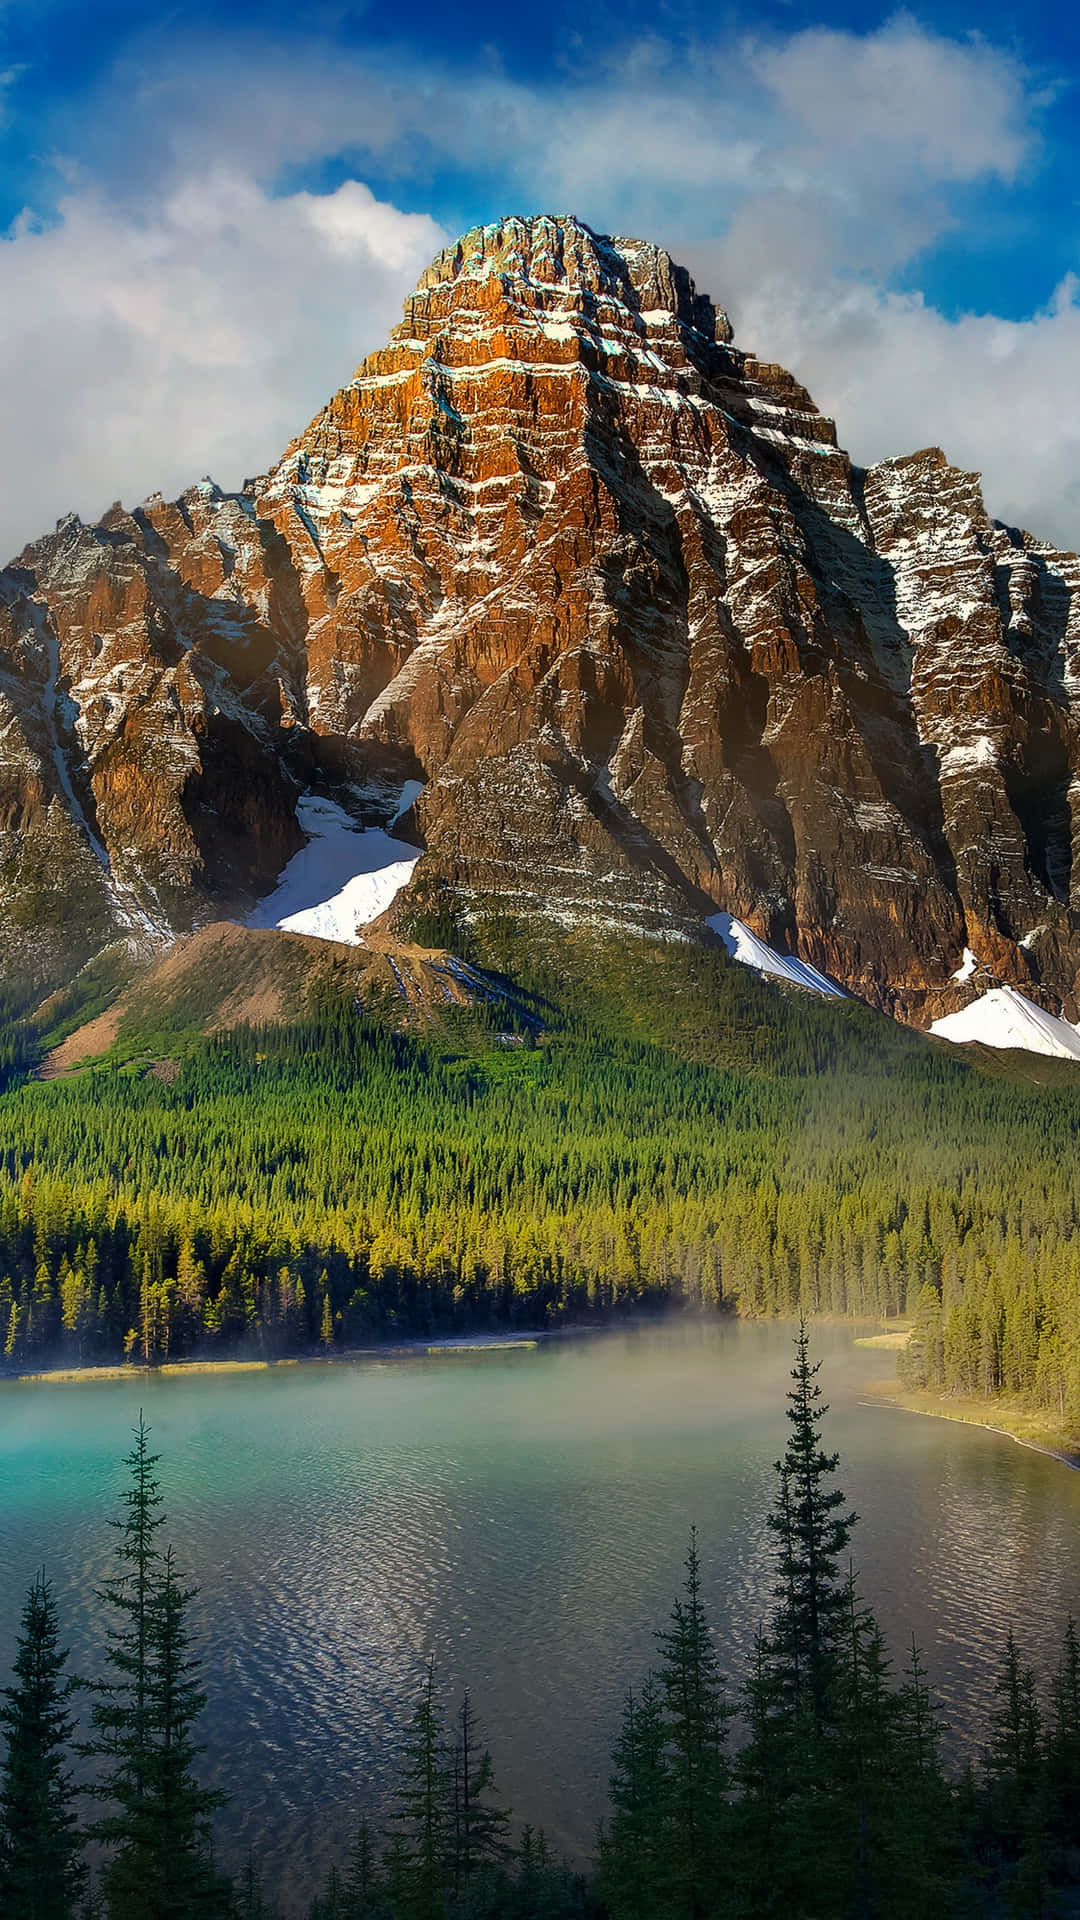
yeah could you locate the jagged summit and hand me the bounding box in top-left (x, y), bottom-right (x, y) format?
top-left (407, 213), bottom-right (734, 344)
top-left (2, 215), bottom-right (1080, 1032)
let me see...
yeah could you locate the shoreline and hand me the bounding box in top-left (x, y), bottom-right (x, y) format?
top-left (859, 1378), bottom-right (1080, 1470)
top-left (0, 1312), bottom-right (917, 1392)
top-left (0, 1326), bottom-right (602, 1389)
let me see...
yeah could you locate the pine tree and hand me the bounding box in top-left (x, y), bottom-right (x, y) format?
top-left (341, 1822), bottom-right (388, 1916)
top-left (653, 1529), bottom-right (730, 1918)
top-left (730, 1628), bottom-right (791, 1920)
top-left (1046, 1614), bottom-right (1080, 1855)
top-left (446, 1690), bottom-right (510, 1895)
top-left (84, 1412), bottom-right (165, 1895)
top-left (767, 1319), bottom-right (857, 1729)
top-left (731, 1328), bottom-right (860, 1919)
top-left (890, 1635), bottom-right (959, 1920)
top-left (0, 1571), bottom-right (84, 1919)
top-left (85, 1422), bottom-right (227, 1919)
top-left (139, 1546), bottom-right (228, 1915)
top-left (983, 1629), bottom-right (1050, 1920)
top-left (235, 1853), bottom-right (275, 1920)
top-left (596, 1680), bottom-right (668, 1920)
top-left (84, 1413), bottom-right (165, 1920)
top-left (389, 1659), bottom-right (447, 1920)
top-left (833, 1572), bottom-right (900, 1920)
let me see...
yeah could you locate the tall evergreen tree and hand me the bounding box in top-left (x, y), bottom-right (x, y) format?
top-left (139, 1547), bottom-right (227, 1916)
top-left (767, 1319), bottom-right (857, 1729)
top-left (388, 1660), bottom-right (447, 1920)
top-left (84, 1413), bottom-right (164, 1816)
top-left (341, 1823), bottom-right (389, 1916)
top-left (85, 1423), bottom-right (226, 1919)
top-left (653, 1530), bottom-right (730, 1918)
top-left (832, 1572), bottom-right (903, 1920)
top-left (234, 1853), bottom-right (275, 1920)
top-left (445, 1690), bottom-right (510, 1896)
top-left (0, 1571), bottom-right (83, 1920)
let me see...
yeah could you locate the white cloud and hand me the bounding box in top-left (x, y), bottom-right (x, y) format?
top-left (750, 18), bottom-right (1032, 183)
top-left (0, 177), bottom-right (445, 559)
top-left (1, 13), bottom-right (1076, 558)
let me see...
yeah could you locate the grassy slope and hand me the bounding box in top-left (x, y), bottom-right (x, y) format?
top-left (5, 917), bottom-right (1080, 1431)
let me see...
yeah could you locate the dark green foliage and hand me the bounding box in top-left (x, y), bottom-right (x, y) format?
top-left (84, 1419), bottom-right (227, 1919)
top-left (889, 1636), bottom-right (961, 1919)
top-left (234, 1854), bottom-right (277, 1919)
top-left (0, 1572), bottom-right (83, 1918)
top-left (596, 1682), bottom-right (668, 1920)
top-left (445, 1690), bottom-right (511, 1895)
top-left (653, 1531), bottom-right (731, 1916)
top-left (1046, 1617), bottom-right (1080, 1857)
top-left (597, 1532), bottom-right (731, 1920)
top-left (84, 1414), bottom-right (165, 1828)
top-left (388, 1661), bottom-right (447, 1920)
top-left (0, 986), bottom-right (39, 1093)
top-left (980, 1631), bottom-right (1053, 1918)
top-left (767, 1319), bottom-right (856, 1728)
top-left (136, 1547), bottom-right (228, 1917)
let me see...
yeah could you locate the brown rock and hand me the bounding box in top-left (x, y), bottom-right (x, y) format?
top-left (4, 214), bottom-right (1080, 1025)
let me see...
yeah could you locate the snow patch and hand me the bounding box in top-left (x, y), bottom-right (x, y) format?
top-left (706, 913), bottom-right (845, 997)
top-left (930, 986), bottom-right (1080, 1061)
top-left (247, 796), bottom-right (421, 944)
top-left (952, 947), bottom-right (979, 983)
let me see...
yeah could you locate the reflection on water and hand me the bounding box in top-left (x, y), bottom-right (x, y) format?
top-left (2, 1322), bottom-right (1079, 1911)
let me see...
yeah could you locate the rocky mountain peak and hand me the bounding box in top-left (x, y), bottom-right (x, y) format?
top-left (407, 213), bottom-right (733, 345)
top-left (3, 215), bottom-right (1080, 1037)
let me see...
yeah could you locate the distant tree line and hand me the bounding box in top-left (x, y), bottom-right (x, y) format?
top-left (6, 1329), bottom-right (1080, 1918)
top-left (3, 984), bottom-right (1080, 1436)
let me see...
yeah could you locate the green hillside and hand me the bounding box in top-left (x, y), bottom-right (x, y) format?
top-left (1, 925), bottom-right (1080, 1432)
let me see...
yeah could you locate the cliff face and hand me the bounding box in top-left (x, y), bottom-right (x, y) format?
top-left (3, 213), bottom-right (1079, 1023)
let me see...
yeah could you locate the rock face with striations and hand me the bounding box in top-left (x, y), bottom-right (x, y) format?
top-left (3, 212), bottom-right (1080, 1024)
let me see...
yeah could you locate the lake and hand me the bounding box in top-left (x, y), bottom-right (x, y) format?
top-left (3, 1320), bottom-right (1079, 1911)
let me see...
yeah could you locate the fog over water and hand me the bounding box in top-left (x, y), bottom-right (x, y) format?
top-left (3, 1321), bottom-right (1079, 1910)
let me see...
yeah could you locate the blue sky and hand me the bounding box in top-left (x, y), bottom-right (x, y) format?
top-left (0, 0), bottom-right (1077, 553)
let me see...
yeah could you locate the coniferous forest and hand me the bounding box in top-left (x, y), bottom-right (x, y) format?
top-left (3, 931), bottom-right (1080, 1434)
top-left (4, 1327), bottom-right (1080, 1919)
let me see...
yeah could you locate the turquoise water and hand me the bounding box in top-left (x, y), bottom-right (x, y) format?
top-left (3, 1321), bottom-right (1080, 1911)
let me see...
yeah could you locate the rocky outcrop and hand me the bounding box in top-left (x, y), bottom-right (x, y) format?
top-left (4, 213), bottom-right (1080, 1023)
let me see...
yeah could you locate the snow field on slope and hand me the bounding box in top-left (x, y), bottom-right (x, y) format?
top-left (930, 986), bottom-right (1080, 1061)
top-left (246, 795), bottom-right (421, 944)
top-left (706, 913), bottom-right (845, 997)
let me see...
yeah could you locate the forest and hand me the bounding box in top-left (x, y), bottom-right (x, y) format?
top-left (3, 1324), bottom-right (1080, 1920)
top-left (3, 931), bottom-right (1080, 1428)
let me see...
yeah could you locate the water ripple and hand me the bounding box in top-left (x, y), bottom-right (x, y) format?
top-left (3, 1327), bottom-right (1080, 1913)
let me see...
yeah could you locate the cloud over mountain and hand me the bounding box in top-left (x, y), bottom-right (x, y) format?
top-left (0, 12), bottom-right (1075, 557)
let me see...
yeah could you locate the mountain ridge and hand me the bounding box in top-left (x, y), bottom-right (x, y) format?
top-left (3, 211), bottom-right (1079, 1032)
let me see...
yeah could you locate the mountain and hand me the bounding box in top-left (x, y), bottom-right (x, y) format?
top-left (3, 212), bottom-right (1080, 1032)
